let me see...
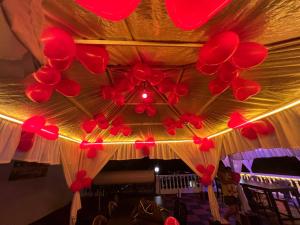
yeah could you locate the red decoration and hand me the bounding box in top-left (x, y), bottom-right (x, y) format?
top-left (217, 62), bottom-right (239, 83)
top-left (132, 63), bottom-right (152, 81)
top-left (55, 78), bottom-right (81, 97)
top-left (22, 116), bottom-right (59, 141)
top-left (199, 31), bottom-right (240, 65)
top-left (164, 216), bottom-right (180, 225)
top-left (196, 61), bottom-right (219, 76)
top-left (227, 112), bottom-right (248, 128)
top-left (196, 164), bottom-right (215, 186)
top-left (240, 125), bottom-right (257, 140)
top-left (75, 0), bottom-right (141, 21)
top-left (208, 78), bottom-right (230, 95)
top-left (16, 131), bottom-right (35, 152)
top-left (231, 77), bottom-right (261, 101)
top-left (81, 119), bottom-right (97, 133)
top-left (71, 170), bottom-right (92, 192)
top-left (180, 113), bottom-right (203, 129)
top-left (33, 65), bottom-right (61, 86)
top-left (193, 136), bottom-right (214, 152)
top-left (80, 138), bottom-right (104, 159)
top-left (41, 27), bottom-right (75, 71)
top-left (158, 78), bottom-right (175, 94)
top-left (135, 137), bottom-right (156, 156)
top-left (109, 116), bottom-right (132, 137)
top-left (25, 83), bottom-right (53, 103)
top-left (94, 113), bottom-right (109, 129)
top-left (165, 0), bottom-right (232, 30)
top-left (76, 44), bottom-right (109, 74)
top-left (148, 70), bottom-right (165, 86)
top-left (163, 117), bottom-right (182, 135)
top-left (232, 42), bottom-right (268, 69)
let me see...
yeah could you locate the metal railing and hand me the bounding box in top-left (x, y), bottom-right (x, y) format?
top-left (156, 174), bottom-right (204, 194)
top-left (241, 172), bottom-right (300, 193)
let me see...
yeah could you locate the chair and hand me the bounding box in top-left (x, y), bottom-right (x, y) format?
top-left (92, 215), bottom-right (108, 225)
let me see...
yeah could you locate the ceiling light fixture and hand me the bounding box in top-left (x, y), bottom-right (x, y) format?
top-left (0, 99), bottom-right (299, 145)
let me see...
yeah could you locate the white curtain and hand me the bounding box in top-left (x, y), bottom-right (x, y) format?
top-left (0, 119), bottom-right (21, 164)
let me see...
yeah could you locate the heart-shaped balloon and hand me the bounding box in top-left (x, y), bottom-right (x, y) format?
top-left (168, 92), bottom-right (180, 105)
top-left (199, 31), bottom-right (240, 65)
top-left (48, 56), bottom-right (74, 71)
top-left (122, 126), bottom-right (132, 136)
top-left (231, 77), bottom-right (261, 101)
top-left (217, 62), bottom-right (239, 83)
top-left (158, 78), bottom-right (175, 94)
top-left (175, 83), bottom-right (189, 96)
top-left (167, 128), bottom-right (176, 135)
top-left (17, 131), bottom-right (35, 152)
top-left (75, 0), bottom-right (141, 21)
top-left (231, 42), bottom-right (268, 69)
top-left (33, 65), bottom-right (61, 85)
top-left (164, 216), bottom-right (180, 225)
top-left (76, 170), bottom-right (87, 180)
top-left (135, 103), bottom-right (147, 114)
top-left (252, 120), bottom-right (274, 135)
top-left (55, 78), bottom-right (81, 97)
top-left (81, 119), bottom-right (97, 133)
top-left (148, 70), bottom-right (165, 86)
top-left (193, 135), bottom-right (202, 144)
top-left (37, 125), bottom-right (59, 140)
top-left (227, 112), bottom-right (248, 128)
top-left (165, 0), bottom-right (232, 30)
top-left (208, 78), bottom-right (230, 95)
top-left (132, 63), bottom-right (151, 81)
top-left (22, 116), bottom-right (46, 133)
top-left (146, 105), bottom-right (157, 117)
top-left (201, 174), bottom-right (212, 186)
top-left (199, 138), bottom-right (214, 152)
top-left (86, 148), bottom-right (98, 158)
top-left (241, 125), bottom-right (258, 140)
top-left (81, 177), bottom-right (92, 188)
top-left (76, 44), bottom-right (109, 74)
top-left (196, 61), bottom-right (219, 76)
top-left (70, 180), bottom-right (83, 192)
top-left (25, 83), bottom-right (53, 103)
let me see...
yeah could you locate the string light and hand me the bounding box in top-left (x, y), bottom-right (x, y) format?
top-left (0, 99), bottom-right (299, 145)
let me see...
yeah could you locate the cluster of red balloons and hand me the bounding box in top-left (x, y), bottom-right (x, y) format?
top-left (163, 113), bottom-right (202, 135)
top-left (193, 136), bottom-right (215, 152)
top-left (70, 170), bottom-right (92, 192)
top-left (134, 137), bottom-right (156, 156)
top-left (80, 138), bottom-right (104, 159)
top-left (158, 78), bottom-right (189, 105)
top-left (135, 90), bottom-right (157, 117)
top-left (17, 116), bottom-right (59, 152)
top-left (76, 0), bottom-right (231, 30)
top-left (164, 216), bottom-right (180, 225)
top-left (196, 164), bottom-right (215, 186)
top-left (81, 113), bottom-right (109, 134)
top-left (26, 27), bottom-right (109, 103)
top-left (228, 112), bottom-right (275, 140)
top-left (197, 31), bottom-right (268, 101)
top-left (109, 116), bottom-right (132, 137)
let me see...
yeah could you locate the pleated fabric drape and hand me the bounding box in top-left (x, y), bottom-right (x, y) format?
top-left (0, 119), bottom-right (21, 163)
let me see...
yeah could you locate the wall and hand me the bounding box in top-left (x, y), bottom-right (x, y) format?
top-left (0, 163), bottom-right (72, 225)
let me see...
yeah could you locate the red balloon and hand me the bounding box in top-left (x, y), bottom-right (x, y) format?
top-left (201, 175), bottom-right (212, 186)
top-left (86, 148), bottom-right (98, 158)
top-left (168, 92), bottom-right (180, 105)
top-left (241, 125), bottom-right (258, 140)
top-left (252, 120), bottom-right (274, 135)
top-left (112, 116), bottom-right (124, 126)
top-left (135, 104), bottom-right (146, 114)
top-left (70, 180), bottom-right (83, 192)
top-left (206, 165), bottom-right (215, 175)
top-left (175, 83), bottom-right (189, 96)
top-left (76, 170), bottom-right (87, 180)
top-left (199, 138), bottom-right (214, 152)
top-left (196, 61), bottom-right (219, 76)
top-left (146, 105), bottom-right (157, 117)
top-left (113, 94), bottom-right (125, 106)
top-left (101, 86), bottom-right (115, 99)
top-left (217, 62), bottom-right (239, 83)
top-left (196, 164), bottom-right (206, 174)
top-left (22, 116), bottom-right (46, 133)
top-left (148, 70), bottom-right (165, 86)
top-left (122, 126), bottom-right (132, 136)
top-left (41, 27), bottom-right (75, 70)
top-left (109, 126), bottom-right (120, 136)
top-left (75, 0), bottom-right (141, 21)
top-left (231, 77), bottom-right (261, 101)
top-left (94, 114), bottom-right (109, 129)
top-left (25, 83), bottom-right (53, 103)
top-left (81, 177), bottom-right (92, 188)
top-left (55, 78), bottom-right (81, 97)
top-left (199, 31), bottom-right (240, 65)
top-left (132, 63), bottom-right (151, 81)
top-left (33, 65), bottom-right (61, 85)
top-left (165, 0), bottom-right (232, 30)
top-left (193, 135), bottom-right (202, 144)
top-left (208, 78), bottom-right (230, 95)
top-left (232, 42), bottom-right (268, 69)
top-left (227, 112), bottom-right (248, 128)
top-left (81, 119), bottom-right (97, 133)
top-left (76, 44), bottom-right (109, 74)
top-left (158, 78), bottom-right (175, 93)
top-left (167, 128), bottom-right (176, 135)
top-left (17, 131), bottom-right (35, 152)
top-left (164, 216), bottom-right (180, 225)
top-left (37, 125), bottom-right (59, 140)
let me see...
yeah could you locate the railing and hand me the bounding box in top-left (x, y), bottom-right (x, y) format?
top-left (156, 174), bottom-right (204, 195)
top-left (241, 172), bottom-right (300, 193)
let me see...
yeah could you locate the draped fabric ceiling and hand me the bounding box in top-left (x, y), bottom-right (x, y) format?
top-left (0, 0), bottom-right (300, 142)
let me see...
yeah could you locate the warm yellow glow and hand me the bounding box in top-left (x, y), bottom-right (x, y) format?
top-left (0, 99), bottom-right (299, 145)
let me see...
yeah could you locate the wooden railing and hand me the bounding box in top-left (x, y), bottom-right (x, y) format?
top-left (156, 174), bottom-right (203, 194)
top-left (241, 172), bottom-right (300, 193)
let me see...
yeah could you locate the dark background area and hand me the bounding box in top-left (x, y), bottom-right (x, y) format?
top-left (102, 156), bottom-right (300, 176)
